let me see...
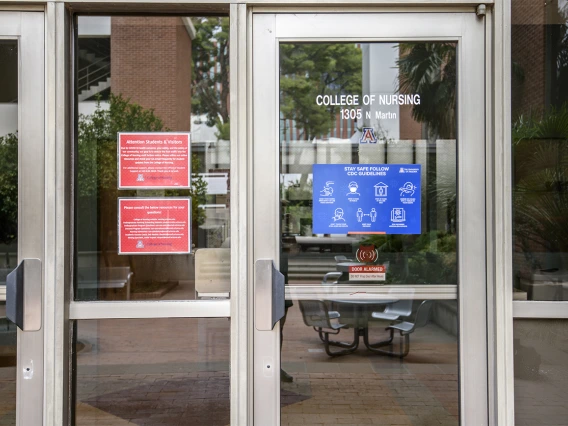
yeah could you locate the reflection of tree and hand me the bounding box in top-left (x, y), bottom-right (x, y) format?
top-left (191, 17), bottom-right (230, 135)
top-left (360, 232), bottom-right (457, 284)
top-left (397, 43), bottom-right (457, 236)
top-left (280, 43), bottom-right (362, 140)
top-left (513, 106), bottom-right (568, 271)
top-left (281, 179), bottom-right (312, 235)
top-left (397, 43), bottom-right (456, 139)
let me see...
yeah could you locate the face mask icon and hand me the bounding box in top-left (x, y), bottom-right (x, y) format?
top-left (347, 181), bottom-right (360, 196)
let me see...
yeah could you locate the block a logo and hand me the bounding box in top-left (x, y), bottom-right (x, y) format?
top-left (359, 127), bottom-right (377, 144)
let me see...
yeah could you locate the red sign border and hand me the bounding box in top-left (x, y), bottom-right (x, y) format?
top-left (117, 197), bottom-right (192, 255)
top-left (117, 132), bottom-right (191, 190)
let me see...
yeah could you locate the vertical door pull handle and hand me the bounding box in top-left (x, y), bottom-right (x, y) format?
top-left (6, 259), bottom-right (42, 331)
top-left (254, 259), bottom-right (285, 331)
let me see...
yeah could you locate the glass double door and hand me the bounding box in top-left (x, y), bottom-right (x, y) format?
top-left (252, 12), bottom-right (488, 425)
top-left (0, 11), bottom-right (45, 425)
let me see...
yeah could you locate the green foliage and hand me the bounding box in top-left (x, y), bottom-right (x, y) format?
top-left (360, 231), bottom-right (456, 254)
top-left (398, 43), bottom-right (456, 139)
top-left (279, 43), bottom-right (362, 140)
top-left (78, 94), bottom-right (165, 198)
top-left (77, 94), bottom-right (208, 226)
top-left (281, 179), bottom-right (313, 235)
top-left (215, 119), bottom-right (230, 141)
top-left (358, 232), bottom-right (457, 284)
top-left (0, 133), bottom-right (18, 245)
top-left (191, 17), bottom-right (230, 128)
top-left (513, 105), bottom-right (568, 258)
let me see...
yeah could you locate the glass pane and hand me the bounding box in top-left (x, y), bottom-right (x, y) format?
top-left (514, 319), bottom-right (568, 425)
top-left (74, 318), bottom-right (230, 425)
top-left (511, 1), bottom-right (568, 301)
top-left (75, 16), bottom-right (230, 301)
top-left (0, 40), bottom-right (18, 424)
top-left (280, 42), bottom-right (458, 425)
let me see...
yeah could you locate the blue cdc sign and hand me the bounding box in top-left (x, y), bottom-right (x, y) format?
top-left (312, 164), bottom-right (421, 235)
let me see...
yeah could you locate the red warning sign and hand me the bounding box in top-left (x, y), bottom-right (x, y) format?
top-left (118, 132), bottom-right (190, 189)
top-left (118, 198), bottom-right (191, 255)
top-left (348, 265), bottom-right (386, 281)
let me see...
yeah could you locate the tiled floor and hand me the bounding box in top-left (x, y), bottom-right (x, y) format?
top-left (1, 308), bottom-right (566, 424)
top-left (69, 307), bottom-right (461, 425)
top-left (279, 305), bottom-right (459, 426)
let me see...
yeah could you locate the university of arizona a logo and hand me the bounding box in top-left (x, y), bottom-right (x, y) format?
top-left (359, 127), bottom-right (377, 144)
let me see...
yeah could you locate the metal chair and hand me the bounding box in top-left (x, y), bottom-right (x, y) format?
top-left (370, 290), bottom-right (414, 321)
top-left (366, 300), bottom-right (434, 358)
top-left (298, 300), bottom-right (360, 356)
top-left (322, 271), bottom-right (342, 284)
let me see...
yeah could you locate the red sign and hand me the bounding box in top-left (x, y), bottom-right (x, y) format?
top-left (348, 264), bottom-right (386, 281)
top-left (118, 132), bottom-right (191, 189)
top-left (348, 265), bottom-right (386, 273)
top-left (118, 198), bottom-right (191, 254)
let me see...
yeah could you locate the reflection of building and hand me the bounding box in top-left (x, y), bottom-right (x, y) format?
top-left (111, 17), bottom-right (193, 130)
top-left (77, 17), bottom-right (231, 249)
top-left (78, 17), bottom-right (195, 131)
top-left (279, 43), bottom-right (423, 143)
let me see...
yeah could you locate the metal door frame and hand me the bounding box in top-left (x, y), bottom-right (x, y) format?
top-left (0, 11), bottom-right (46, 425)
top-left (0, 3), bottom-right (517, 425)
top-left (252, 11), bottom-right (488, 425)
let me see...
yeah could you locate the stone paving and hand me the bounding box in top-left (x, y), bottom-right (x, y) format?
top-left (72, 309), bottom-right (460, 425)
top-left (1, 308), bottom-right (566, 424)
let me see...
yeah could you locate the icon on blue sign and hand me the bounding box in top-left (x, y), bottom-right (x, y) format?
top-left (399, 182), bottom-right (417, 197)
top-left (347, 181), bottom-right (360, 196)
top-left (391, 208), bottom-right (406, 223)
top-left (320, 181), bottom-right (334, 196)
top-left (374, 182), bottom-right (388, 197)
top-left (357, 208), bottom-right (377, 223)
top-left (333, 208), bottom-right (346, 222)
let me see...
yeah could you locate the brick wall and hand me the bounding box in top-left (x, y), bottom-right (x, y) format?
top-left (111, 17), bottom-right (192, 131)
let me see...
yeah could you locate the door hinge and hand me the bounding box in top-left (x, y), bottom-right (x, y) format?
top-left (476, 4), bottom-right (487, 17)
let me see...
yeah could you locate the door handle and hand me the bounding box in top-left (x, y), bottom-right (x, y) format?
top-left (6, 258), bottom-right (42, 331)
top-left (254, 259), bottom-right (285, 331)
